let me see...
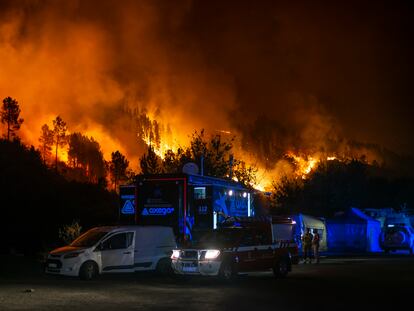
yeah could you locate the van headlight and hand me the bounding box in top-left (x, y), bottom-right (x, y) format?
top-left (63, 252), bottom-right (84, 259)
top-left (171, 250), bottom-right (180, 260)
top-left (205, 250), bottom-right (220, 259)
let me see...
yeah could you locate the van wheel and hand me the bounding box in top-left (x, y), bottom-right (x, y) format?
top-left (156, 258), bottom-right (173, 276)
top-left (273, 258), bottom-right (289, 279)
top-left (79, 261), bottom-right (98, 280)
top-left (219, 261), bottom-right (237, 282)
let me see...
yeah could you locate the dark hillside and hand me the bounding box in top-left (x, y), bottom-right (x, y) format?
top-left (0, 139), bottom-right (118, 254)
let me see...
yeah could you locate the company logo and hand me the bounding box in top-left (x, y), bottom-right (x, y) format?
top-left (121, 200), bottom-right (135, 215)
top-left (141, 207), bottom-right (175, 216)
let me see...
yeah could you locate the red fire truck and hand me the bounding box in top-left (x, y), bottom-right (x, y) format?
top-left (171, 216), bottom-right (299, 280)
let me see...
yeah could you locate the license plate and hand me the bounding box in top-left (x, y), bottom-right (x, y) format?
top-left (182, 263), bottom-right (198, 273)
top-left (48, 263), bottom-right (57, 268)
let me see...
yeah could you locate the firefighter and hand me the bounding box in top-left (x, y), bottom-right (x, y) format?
top-left (312, 229), bottom-right (320, 264)
top-left (301, 228), bottom-right (313, 263)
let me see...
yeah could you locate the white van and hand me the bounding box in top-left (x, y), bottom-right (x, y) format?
top-left (45, 226), bottom-right (176, 280)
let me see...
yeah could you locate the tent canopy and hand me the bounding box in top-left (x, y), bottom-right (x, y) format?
top-left (293, 214), bottom-right (328, 252)
top-left (329, 208), bottom-right (378, 224)
top-left (327, 207), bottom-right (381, 252)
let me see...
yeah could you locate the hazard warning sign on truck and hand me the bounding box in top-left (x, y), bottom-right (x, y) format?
top-left (119, 185), bottom-right (136, 224)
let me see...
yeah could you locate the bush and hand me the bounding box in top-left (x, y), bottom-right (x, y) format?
top-left (58, 220), bottom-right (82, 245)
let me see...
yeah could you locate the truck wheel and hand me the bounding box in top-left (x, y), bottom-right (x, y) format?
top-left (219, 262), bottom-right (237, 282)
top-left (273, 258), bottom-right (289, 279)
top-left (156, 258), bottom-right (173, 276)
top-left (79, 261), bottom-right (98, 280)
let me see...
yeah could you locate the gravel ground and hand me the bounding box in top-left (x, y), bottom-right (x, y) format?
top-left (1, 255), bottom-right (413, 311)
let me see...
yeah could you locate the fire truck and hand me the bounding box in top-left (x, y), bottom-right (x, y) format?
top-left (171, 216), bottom-right (299, 280)
top-left (119, 174), bottom-right (257, 244)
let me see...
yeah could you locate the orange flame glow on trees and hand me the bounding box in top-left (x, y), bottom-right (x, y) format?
top-left (0, 1), bottom-right (386, 192)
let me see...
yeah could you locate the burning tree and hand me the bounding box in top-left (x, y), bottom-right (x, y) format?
top-left (52, 116), bottom-right (67, 171)
top-left (233, 161), bottom-right (258, 190)
top-left (38, 124), bottom-right (54, 165)
top-left (139, 129), bottom-right (258, 188)
top-left (1, 97), bottom-right (24, 141)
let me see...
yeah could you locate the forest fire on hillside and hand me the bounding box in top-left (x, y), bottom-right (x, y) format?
top-left (0, 0), bottom-right (411, 191)
top-left (285, 152), bottom-right (341, 180)
top-left (137, 118), bottom-right (349, 190)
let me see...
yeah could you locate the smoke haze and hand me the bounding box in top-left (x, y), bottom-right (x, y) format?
top-left (0, 0), bottom-right (413, 176)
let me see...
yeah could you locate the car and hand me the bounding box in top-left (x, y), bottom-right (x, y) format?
top-left (171, 217), bottom-right (299, 281)
top-left (380, 224), bottom-right (414, 254)
top-left (45, 225), bottom-right (176, 280)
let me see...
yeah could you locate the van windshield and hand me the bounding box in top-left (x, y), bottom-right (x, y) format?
top-left (70, 229), bottom-right (109, 247)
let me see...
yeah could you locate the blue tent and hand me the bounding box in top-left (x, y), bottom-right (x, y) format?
top-left (327, 207), bottom-right (381, 252)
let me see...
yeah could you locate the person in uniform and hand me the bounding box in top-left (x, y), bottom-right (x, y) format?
top-left (312, 229), bottom-right (320, 264)
top-left (301, 228), bottom-right (313, 263)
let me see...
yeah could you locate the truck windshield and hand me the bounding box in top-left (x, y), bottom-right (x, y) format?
top-left (385, 227), bottom-right (408, 234)
top-left (194, 228), bottom-right (242, 248)
top-left (70, 229), bottom-right (109, 247)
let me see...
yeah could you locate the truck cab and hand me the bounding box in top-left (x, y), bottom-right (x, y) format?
top-left (171, 217), bottom-right (298, 280)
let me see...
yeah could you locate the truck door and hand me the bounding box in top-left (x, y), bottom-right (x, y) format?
top-left (253, 228), bottom-right (274, 269)
top-left (236, 229), bottom-right (260, 271)
top-left (100, 232), bottom-right (135, 273)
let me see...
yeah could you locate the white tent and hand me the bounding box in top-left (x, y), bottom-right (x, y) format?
top-left (293, 214), bottom-right (328, 252)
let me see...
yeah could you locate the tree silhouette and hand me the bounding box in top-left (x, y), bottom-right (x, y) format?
top-left (67, 132), bottom-right (106, 184)
top-left (0, 138), bottom-right (119, 254)
top-left (52, 116), bottom-right (67, 172)
top-left (267, 159), bottom-right (410, 217)
top-left (68, 132), bottom-right (87, 169)
top-left (140, 145), bottom-right (163, 174)
top-left (233, 161), bottom-right (258, 189)
top-left (270, 176), bottom-right (304, 215)
top-left (1, 97), bottom-right (24, 141)
top-left (139, 129), bottom-right (258, 187)
top-left (38, 124), bottom-right (54, 165)
top-left (109, 150), bottom-right (130, 191)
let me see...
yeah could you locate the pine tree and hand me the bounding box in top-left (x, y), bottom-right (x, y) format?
top-left (38, 124), bottom-right (54, 165)
top-left (109, 150), bottom-right (130, 190)
top-left (140, 145), bottom-right (163, 174)
top-left (52, 116), bottom-right (67, 172)
top-left (1, 97), bottom-right (24, 141)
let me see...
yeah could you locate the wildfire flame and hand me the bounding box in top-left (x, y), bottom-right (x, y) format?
top-left (137, 119), bottom-right (343, 191)
top-left (286, 152), bottom-right (318, 178)
top-left (0, 2), bottom-right (386, 192)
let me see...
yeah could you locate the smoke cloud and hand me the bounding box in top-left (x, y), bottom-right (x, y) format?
top-left (0, 0), bottom-right (412, 178)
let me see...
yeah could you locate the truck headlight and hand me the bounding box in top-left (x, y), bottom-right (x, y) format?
top-left (63, 252), bottom-right (83, 259)
top-left (205, 250), bottom-right (220, 259)
top-left (171, 250), bottom-right (180, 259)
